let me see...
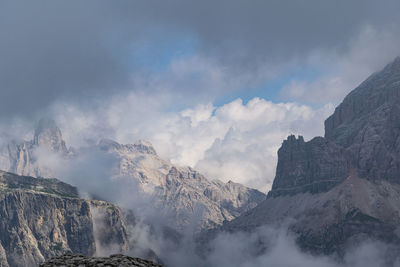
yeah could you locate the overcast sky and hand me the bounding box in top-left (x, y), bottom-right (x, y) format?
top-left (1, 0), bottom-right (400, 190)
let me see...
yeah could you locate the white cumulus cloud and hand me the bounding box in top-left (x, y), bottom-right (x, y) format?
top-left (49, 95), bottom-right (333, 192)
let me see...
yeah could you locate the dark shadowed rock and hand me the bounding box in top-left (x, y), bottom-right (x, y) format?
top-left (207, 57), bottom-right (400, 262)
top-left (269, 135), bottom-right (350, 197)
top-left (40, 254), bottom-right (162, 267)
top-left (325, 56), bottom-right (400, 183)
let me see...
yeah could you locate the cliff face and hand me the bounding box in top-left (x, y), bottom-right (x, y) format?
top-left (215, 57), bottom-right (400, 259)
top-left (0, 171), bottom-right (128, 267)
top-left (324, 57), bottom-right (400, 183)
top-left (0, 121), bottom-right (265, 232)
top-left (98, 139), bottom-right (266, 231)
top-left (0, 118), bottom-right (70, 178)
top-left (270, 136), bottom-right (349, 197)
top-left (271, 57), bottom-right (400, 196)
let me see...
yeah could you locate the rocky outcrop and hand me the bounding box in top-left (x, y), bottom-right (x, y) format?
top-left (98, 139), bottom-right (265, 231)
top-left (270, 57), bottom-right (400, 196)
top-left (40, 254), bottom-right (162, 267)
top-left (0, 118), bottom-right (265, 234)
top-left (0, 171), bottom-right (129, 267)
top-left (161, 166), bottom-right (265, 230)
top-left (324, 56), bottom-right (400, 183)
top-left (33, 118), bottom-right (68, 154)
top-left (220, 172), bottom-right (400, 258)
top-left (269, 135), bottom-right (349, 197)
top-left (209, 57), bottom-right (400, 260)
top-left (0, 118), bottom-right (71, 178)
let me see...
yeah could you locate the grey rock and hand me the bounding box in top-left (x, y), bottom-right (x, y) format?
top-left (97, 139), bottom-right (266, 230)
top-left (0, 171), bottom-right (129, 267)
top-left (40, 254), bottom-right (162, 267)
top-left (0, 118), bottom-right (71, 178)
top-left (209, 56), bottom-right (400, 260)
top-left (33, 118), bottom-right (68, 154)
top-left (269, 135), bottom-right (350, 197)
top-left (325, 56), bottom-right (400, 183)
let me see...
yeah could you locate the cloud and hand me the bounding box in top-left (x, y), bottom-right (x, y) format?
top-left (1, 0), bottom-right (400, 117)
top-left (203, 226), bottom-right (395, 267)
top-left (280, 26), bottom-right (400, 104)
top-left (40, 94), bottom-right (333, 191)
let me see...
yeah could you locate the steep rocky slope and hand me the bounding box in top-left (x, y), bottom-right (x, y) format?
top-left (0, 122), bottom-right (265, 231)
top-left (97, 138), bottom-right (266, 230)
top-left (0, 171), bottom-right (128, 267)
top-left (0, 118), bottom-right (71, 178)
top-left (213, 57), bottom-right (400, 260)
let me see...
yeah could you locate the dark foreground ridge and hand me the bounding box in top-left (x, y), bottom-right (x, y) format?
top-left (40, 254), bottom-right (162, 267)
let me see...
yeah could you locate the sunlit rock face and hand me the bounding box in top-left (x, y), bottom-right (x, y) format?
top-left (0, 118), bottom-right (71, 178)
top-left (0, 120), bottom-right (265, 232)
top-left (0, 171), bottom-right (128, 267)
top-left (96, 138), bottom-right (266, 230)
top-left (212, 57), bottom-right (400, 262)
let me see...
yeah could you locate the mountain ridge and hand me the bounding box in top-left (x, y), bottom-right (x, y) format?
top-left (0, 120), bottom-right (266, 231)
top-left (0, 171), bottom-right (129, 267)
top-left (208, 56), bottom-right (400, 263)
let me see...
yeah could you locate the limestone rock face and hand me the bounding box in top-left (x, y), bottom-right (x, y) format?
top-left (0, 171), bottom-right (129, 267)
top-left (211, 57), bottom-right (400, 259)
top-left (325, 57), bottom-right (400, 183)
top-left (270, 57), bottom-right (400, 197)
top-left (221, 173), bottom-right (400, 256)
top-left (270, 135), bottom-right (350, 197)
top-left (0, 119), bottom-right (265, 232)
top-left (0, 118), bottom-right (70, 178)
top-left (33, 118), bottom-right (68, 154)
top-left (97, 139), bottom-right (266, 230)
top-left (40, 254), bottom-right (162, 267)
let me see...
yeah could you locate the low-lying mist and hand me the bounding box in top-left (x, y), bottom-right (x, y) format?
top-left (31, 144), bottom-right (398, 267)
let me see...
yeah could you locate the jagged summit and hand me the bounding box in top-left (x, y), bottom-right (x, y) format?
top-left (0, 118), bottom-right (69, 177)
top-left (33, 118), bottom-right (67, 153)
top-left (214, 56), bottom-right (400, 260)
top-left (269, 135), bottom-right (349, 197)
top-left (0, 120), bottom-right (265, 231)
top-left (98, 139), bottom-right (157, 155)
top-left (325, 56), bottom-right (400, 144)
top-left (270, 56), bottom-right (400, 196)
top-left (134, 139), bottom-right (157, 155)
top-left (95, 137), bottom-right (265, 230)
top-left (98, 138), bottom-right (121, 151)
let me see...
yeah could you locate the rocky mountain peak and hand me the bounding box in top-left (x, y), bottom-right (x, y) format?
top-left (98, 138), bottom-right (157, 155)
top-left (98, 138), bottom-right (121, 152)
top-left (216, 57), bottom-right (400, 261)
top-left (269, 135), bottom-right (349, 197)
top-left (270, 56), bottom-right (400, 197)
top-left (133, 140), bottom-right (157, 155)
top-left (325, 56), bottom-right (400, 146)
top-left (33, 118), bottom-right (67, 153)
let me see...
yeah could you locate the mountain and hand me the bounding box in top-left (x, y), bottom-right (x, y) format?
top-left (0, 121), bottom-right (265, 231)
top-left (212, 57), bottom-right (400, 260)
top-left (0, 118), bottom-right (71, 178)
top-left (97, 138), bottom-right (266, 230)
top-left (0, 171), bottom-right (128, 267)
